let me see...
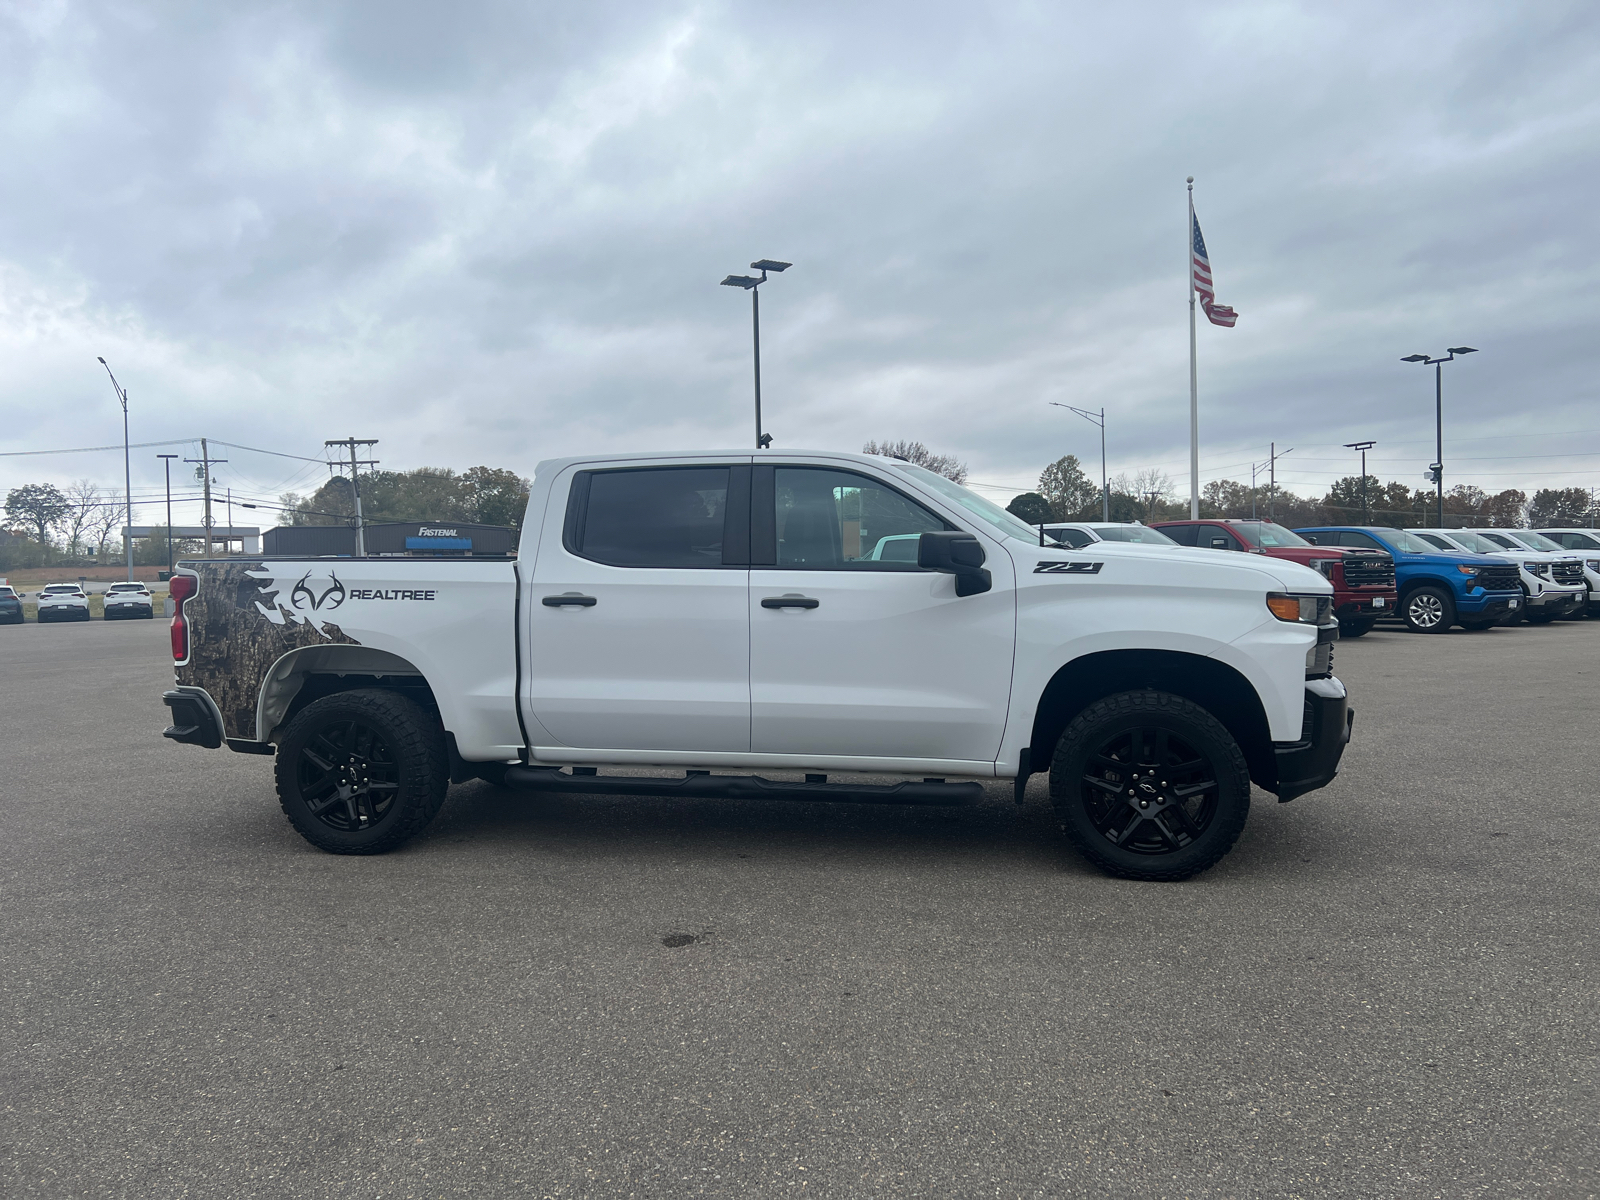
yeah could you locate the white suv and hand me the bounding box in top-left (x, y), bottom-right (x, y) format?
top-left (104, 581), bottom-right (155, 619)
top-left (37, 583), bottom-right (91, 623)
top-left (1412, 529), bottom-right (1586, 624)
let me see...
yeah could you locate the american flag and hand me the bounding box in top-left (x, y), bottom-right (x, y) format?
top-left (1191, 213), bottom-right (1238, 328)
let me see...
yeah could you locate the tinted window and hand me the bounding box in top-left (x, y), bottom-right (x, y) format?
top-left (1552, 531), bottom-right (1600, 550)
top-left (773, 468), bottom-right (948, 568)
top-left (1202, 525), bottom-right (1242, 550)
top-left (1044, 527), bottom-right (1096, 549)
top-left (1158, 524), bottom-right (1198, 546)
top-left (1415, 533), bottom-right (1453, 550)
top-left (572, 467), bottom-right (730, 568)
top-left (1478, 533), bottom-right (1519, 550)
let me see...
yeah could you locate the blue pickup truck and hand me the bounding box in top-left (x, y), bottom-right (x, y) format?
top-left (1294, 526), bottom-right (1523, 633)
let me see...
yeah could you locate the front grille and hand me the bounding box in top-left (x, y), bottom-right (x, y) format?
top-left (1553, 561), bottom-right (1586, 586)
top-left (1474, 564), bottom-right (1520, 591)
top-left (1341, 552), bottom-right (1395, 587)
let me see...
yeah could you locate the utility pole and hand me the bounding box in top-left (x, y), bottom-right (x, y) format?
top-left (157, 454), bottom-right (178, 575)
top-left (1344, 440), bottom-right (1376, 524)
top-left (325, 437), bottom-right (379, 556)
top-left (1050, 403), bottom-right (1109, 521)
top-left (96, 357), bottom-right (134, 581)
top-left (226, 487), bottom-right (233, 554)
top-left (184, 439), bottom-right (227, 557)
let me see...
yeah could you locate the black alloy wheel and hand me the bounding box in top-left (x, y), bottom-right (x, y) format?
top-left (1050, 690), bottom-right (1251, 881)
top-left (275, 689), bottom-right (448, 855)
top-left (1402, 586), bottom-right (1454, 634)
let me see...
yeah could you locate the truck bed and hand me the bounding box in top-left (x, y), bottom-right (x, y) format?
top-left (174, 556), bottom-right (521, 760)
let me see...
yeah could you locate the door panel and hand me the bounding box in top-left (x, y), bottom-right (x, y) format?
top-left (525, 463), bottom-right (751, 752)
top-left (749, 465), bottom-right (1015, 761)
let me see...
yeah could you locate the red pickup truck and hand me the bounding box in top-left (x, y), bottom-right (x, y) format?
top-left (1150, 519), bottom-right (1398, 637)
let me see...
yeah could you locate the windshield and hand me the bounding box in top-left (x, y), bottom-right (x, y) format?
top-left (889, 463), bottom-right (1047, 543)
top-left (1477, 533), bottom-right (1521, 550)
top-left (1089, 525), bottom-right (1179, 545)
top-left (1229, 522), bottom-right (1311, 548)
top-left (1437, 531), bottom-right (1493, 553)
top-left (1371, 529), bottom-right (1441, 554)
top-left (1504, 530), bottom-right (1564, 552)
top-left (1550, 531), bottom-right (1600, 550)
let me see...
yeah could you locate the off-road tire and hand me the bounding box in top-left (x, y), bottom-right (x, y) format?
top-left (1401, 586), bottom-right (1455, 634)
top-left (1338, 616), bottom-right (1377, 638)
top-left (1050, 690), bottom-right (1251, 882)
top-left (275, 689), bottom-right (448, 855)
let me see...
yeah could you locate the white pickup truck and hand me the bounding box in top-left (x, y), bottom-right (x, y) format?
top-left (161, 449), bottom-right (1352, 881)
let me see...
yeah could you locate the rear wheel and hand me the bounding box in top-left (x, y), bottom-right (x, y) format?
top-left (1338, 616), bottom-right (1377, 638)
top-left (275, 689), bottom-right (448, 855)
top-left (1402, 586), bottom-right (1455, 633)
top-left (1050, 690), bottom-right (1251, 882)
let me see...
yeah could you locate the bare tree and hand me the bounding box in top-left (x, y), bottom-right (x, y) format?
top-left (861, 440), bottom-right (968, 483)
top-left (63, 479), bottom-right (101, 557)
top-left (89, 488), bottom-right (133, 560)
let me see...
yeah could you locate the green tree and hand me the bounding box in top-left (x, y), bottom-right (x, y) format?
top-left (462, 466), bottom-right (532, 529)
top-left (1038, 455), bottom-right (1098, 520)
top-left (1201, 479), bottom-right (1251, 519)
top-left (1527, 488), bottom-right (1591, 527)
top-left (4, 483), bottom-right (71, 546)
top-left (1005, 492), bottom-right (1053, 525)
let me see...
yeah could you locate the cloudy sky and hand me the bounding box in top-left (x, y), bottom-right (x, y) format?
top-left (2, 0), bottom-right (1597, 525)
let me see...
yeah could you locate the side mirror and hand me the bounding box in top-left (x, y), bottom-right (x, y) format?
top-left (1301, 534), bottom-right (1319, 545)
top-left (918, 531), bottom-right (992, 596)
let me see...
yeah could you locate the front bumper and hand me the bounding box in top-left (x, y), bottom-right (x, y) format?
top-left (1529, 589), bottom-right (1583, 612)
top-left (1273, 677), bottom-right (1352, 803)
top-left (1334, 591), bottom-right (1396, 617)
top-left (1461, 591), bottom-right (1521, 618)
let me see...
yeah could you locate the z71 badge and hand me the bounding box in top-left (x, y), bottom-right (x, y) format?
top-left (1034, 560), bottom-right (1104, 574)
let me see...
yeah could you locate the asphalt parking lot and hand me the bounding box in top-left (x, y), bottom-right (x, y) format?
top-left (3, 619), bottom-right (1597, 1198)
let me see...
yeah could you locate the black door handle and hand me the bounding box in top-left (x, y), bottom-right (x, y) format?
top-left (542, 593), bottom-right (597, 607)
top-left (761, 595), bottom-right (820, 610)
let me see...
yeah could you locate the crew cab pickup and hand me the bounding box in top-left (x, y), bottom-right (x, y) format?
top-left (1151, 519), bottom-right (1398, 637)
top-left (160, 449), bottom-right (1353, 881)
top-left (1296, 526), bottom-right (1523, 633)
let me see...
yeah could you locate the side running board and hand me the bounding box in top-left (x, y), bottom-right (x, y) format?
top-left (500, 766), bottom-right (982, 806)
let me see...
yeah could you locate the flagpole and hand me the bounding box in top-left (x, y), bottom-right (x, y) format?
top-left (1187, 176), bottom-right (1199, 519)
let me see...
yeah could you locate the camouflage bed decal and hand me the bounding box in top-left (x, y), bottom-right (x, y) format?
top-left (175, 561), bottom-right (360, 741)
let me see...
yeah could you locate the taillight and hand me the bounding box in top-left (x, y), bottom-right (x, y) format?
top-left (168, 574), bottom-right (197, 661)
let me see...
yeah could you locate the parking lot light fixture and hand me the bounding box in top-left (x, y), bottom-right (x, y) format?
top-left (720, 259), bottom-right (791, 449)
top-left (1402, 347), bottom-right (1479, 527)
top-left (97, 357), bottom-right (134, 582)
top-left (1050, 403), bottom-right (1108, 520)
top-left (1343, 440), bottom-right (1376, 523)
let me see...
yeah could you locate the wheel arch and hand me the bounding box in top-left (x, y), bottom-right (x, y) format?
top-left (257, 644), bottom-right (441, 745)
top-left (1397, 573), bottom-right (1456, 599)
top-left (1026, 649), bottom-right (1278, 793)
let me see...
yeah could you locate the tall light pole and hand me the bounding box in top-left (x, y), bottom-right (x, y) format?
top-left (96, 357), bottom-right (134, 581)
top-left (1050, 403), bottom-right (1108, 521)
top-left (157, 453), bottom-right (178, 575)
top-left (720, 259), bottom-right (790, 449)
top-left (1266, 442), bottom-right (1292, 522)
top-left (1402, 347), bottom-right (1477, 527)
top-left (1343, 440), bottom-right (1376, 524)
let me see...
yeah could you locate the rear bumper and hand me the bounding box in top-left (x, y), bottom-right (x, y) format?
top-left (1273, 677), bottom-right (1353, 803)
top-left (162, 688), bottom-right (223, 749)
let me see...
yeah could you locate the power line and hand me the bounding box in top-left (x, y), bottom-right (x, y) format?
top-left (0, 439), bottom-right (191, 457)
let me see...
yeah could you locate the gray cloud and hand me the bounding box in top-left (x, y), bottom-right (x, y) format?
top-left (2, 1), bottom-right (1597, 520)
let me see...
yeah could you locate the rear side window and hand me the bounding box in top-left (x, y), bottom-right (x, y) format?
top-left (1158, 524), bottom-right (1198, 546)
top-left (566, 467), bottom-right (732, 568)
top-left (1341, 532), bottom-right (1388, 552)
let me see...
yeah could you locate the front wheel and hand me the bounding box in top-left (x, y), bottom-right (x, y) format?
top-left (1402, 586), bottom-right (1455, 633)
top-left (1338, 616), bottom-right (1377, 638)
top-left (275, 689), bottom-right (448, 855)
top-left (1050, 690), bottom-right (1251, 882)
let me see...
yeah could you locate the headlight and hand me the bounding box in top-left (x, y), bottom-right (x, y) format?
top-left (1529, 563), bottom-right (1550, 578)
top-left (1456, 565), bottom-right (1479, 576)
top-left (1588, 560), bottom-right (1600, 572)
top-left (1308, 558), bottom-right (1338, 578)
top-left (1267, 593), bottom-right (1329, 623)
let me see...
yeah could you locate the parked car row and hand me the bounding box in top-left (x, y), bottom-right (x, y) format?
top-left (1041, 519), bottom-right (1594, 635)
top-left (2, 581), bottom-right (157, 624)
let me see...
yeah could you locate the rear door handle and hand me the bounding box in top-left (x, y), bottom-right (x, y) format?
top-left (761, 595), bottom-right (820, 610)
top-left (542, 593), bottom-right (597, 607)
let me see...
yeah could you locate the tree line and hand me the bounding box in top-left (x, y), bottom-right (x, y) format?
top-left (1004, 454), bottom-right (1598, 529)
top-left (1, 481), bottom-right (137, 570)
top-left (278, 465), bottom-right (531, 531)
